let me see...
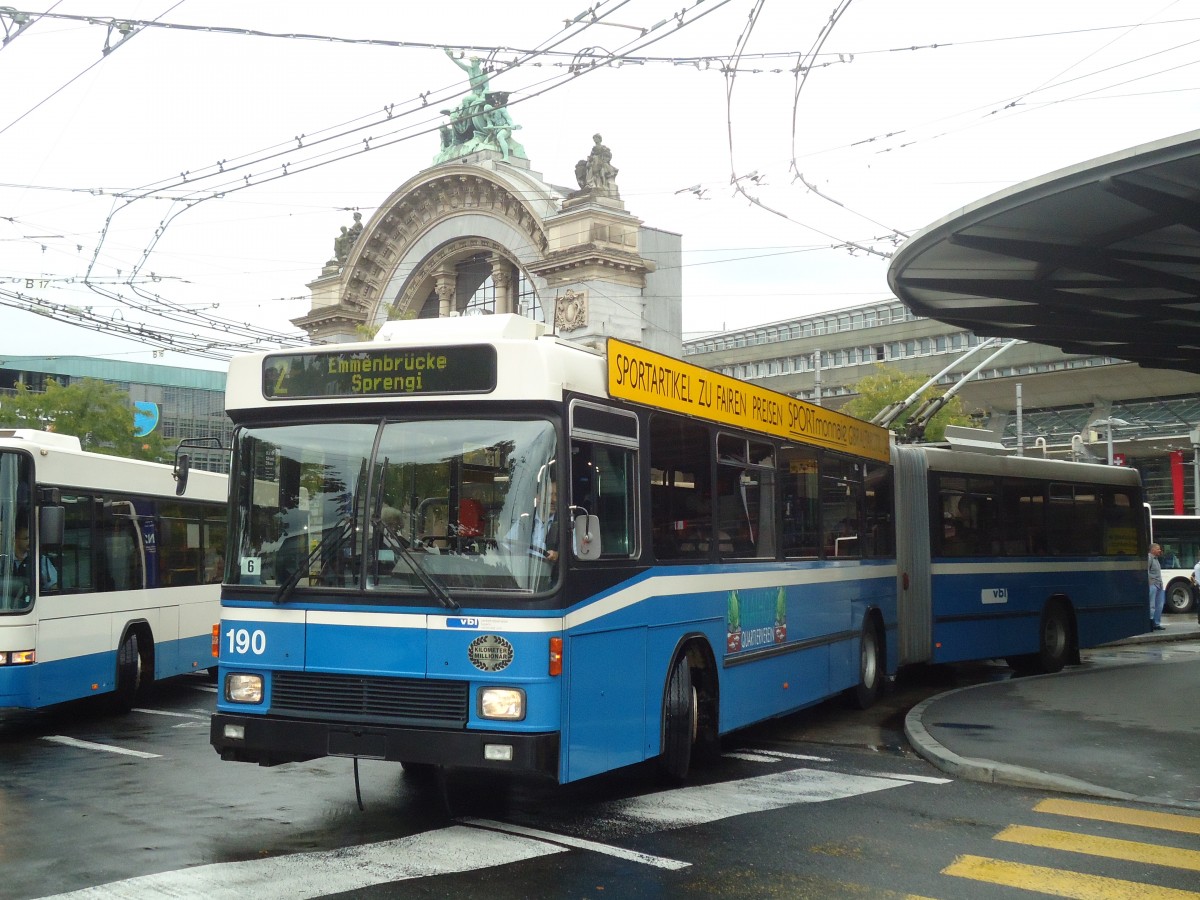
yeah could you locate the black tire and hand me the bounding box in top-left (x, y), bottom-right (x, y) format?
top-left (113, 632), bottom-right (145, 712)
top-left (1166, 578), bottom-right (1196, 614)
top-left (1035, 603), bottom-right (1071, 674)
top-left (850, 620), bottom-right (883, 710)
top-left (659, 654), bottom-right (695, 783)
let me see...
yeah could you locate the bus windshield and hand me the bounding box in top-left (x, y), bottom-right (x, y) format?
top-left (0, 451), bottom-right (32, 613)
top-left (230, 417), bottom-right (560, 596)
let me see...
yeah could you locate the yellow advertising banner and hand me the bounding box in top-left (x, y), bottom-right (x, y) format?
top-left (607, 338), bottom-right (890, 463)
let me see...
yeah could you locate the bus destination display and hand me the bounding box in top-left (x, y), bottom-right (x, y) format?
top-left (263, 345), bottom-right (498, 399)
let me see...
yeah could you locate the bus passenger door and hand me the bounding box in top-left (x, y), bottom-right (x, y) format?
top-left (565, 627), bottom-right (647, 782)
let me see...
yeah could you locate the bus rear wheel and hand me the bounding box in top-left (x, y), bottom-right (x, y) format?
top-left (659, 654), bottom-right (696, 783)
top-left (1036, 603), bottom-right (1071, 674)
top-left (1007, 603), bottom-right (1072, 676)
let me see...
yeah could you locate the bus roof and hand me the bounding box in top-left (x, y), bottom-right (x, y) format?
top-left (0, 430), bottom-right (226, 502)
top-left (227, 316), bottom-right (891, 462)
top-left (908, 444), bottom-right (1143, 487)
top-left (227, 315), bottom-right (605, 415)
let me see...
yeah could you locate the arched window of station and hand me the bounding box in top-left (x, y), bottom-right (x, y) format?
top-left (399, 248), bottom-right (545, 324)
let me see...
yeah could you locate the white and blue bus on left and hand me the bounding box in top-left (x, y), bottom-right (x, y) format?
top-left (0, 429), bottom-right (227, 711)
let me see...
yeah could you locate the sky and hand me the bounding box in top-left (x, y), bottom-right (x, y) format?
top-left (1, 0), bottom-right (1196, 372)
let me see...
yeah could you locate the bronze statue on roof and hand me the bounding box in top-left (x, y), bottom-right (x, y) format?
top-left (435, 49), bottom-right (527, 164)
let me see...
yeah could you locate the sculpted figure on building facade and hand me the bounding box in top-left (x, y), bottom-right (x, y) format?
top-left (435, 49), bottom-right (527, 164)
top-left (574, 133), bottom-right (620, 199)
top-left (331, 211), bottom-right (364, 266)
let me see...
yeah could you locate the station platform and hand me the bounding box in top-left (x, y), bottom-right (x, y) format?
top-left (905, 614), bottom-right (1200, 810)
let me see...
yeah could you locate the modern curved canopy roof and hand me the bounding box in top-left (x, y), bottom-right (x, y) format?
top-left (887, 129), bottom-right (1200, 374)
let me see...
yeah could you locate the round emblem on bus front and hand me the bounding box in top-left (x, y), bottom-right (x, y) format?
top-left (467, 634), bottom-right (514, 672)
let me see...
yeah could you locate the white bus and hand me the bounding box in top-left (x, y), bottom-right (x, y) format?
top-left (1150, 514), bottom-right (1200, 614)
top-left (0, 430), bottom-right (227, 711)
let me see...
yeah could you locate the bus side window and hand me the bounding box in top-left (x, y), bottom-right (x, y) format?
top-left (103, 511), bottom-right (143, 592)
top-left (821, 454), bottom-right (863, 559)
top-left (864, 462), bottom-right (894, 557)
top-left (58, 494), bottom-right (95, 594)
top-left (570, 439), bottom-right (637, 558)
top-left (779, 448), bottom-right (819, 558)
top-left (648, 414), bottom-right (710, 562)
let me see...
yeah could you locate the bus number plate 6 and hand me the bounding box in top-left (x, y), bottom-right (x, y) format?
top-left (226, 628), bottom-right (267, 656)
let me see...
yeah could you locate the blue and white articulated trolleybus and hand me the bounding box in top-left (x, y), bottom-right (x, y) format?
top-left (211, 315), bottom-right (896, 784)
top-left (0, 429), bottom-right (227, 711)
top-left (209, 315), bottom-right (1147, 784)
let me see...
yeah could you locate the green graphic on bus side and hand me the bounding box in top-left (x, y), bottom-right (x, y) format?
top-left (726, 586), bottom-right (788, 656)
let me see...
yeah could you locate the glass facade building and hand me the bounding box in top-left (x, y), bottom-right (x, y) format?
top-left (0, 356), bottom-right (231, 473)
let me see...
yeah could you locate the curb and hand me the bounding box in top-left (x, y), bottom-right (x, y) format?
top-left (903, 680), bottom-right (1200, 812)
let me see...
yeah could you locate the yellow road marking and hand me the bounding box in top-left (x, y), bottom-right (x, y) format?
top-left (943, 855), bottom-right (1200, 898)
top-left (997, 824), bottom-right (1200, 872)
top-left (1036, 798), bottom-right (1200, 835)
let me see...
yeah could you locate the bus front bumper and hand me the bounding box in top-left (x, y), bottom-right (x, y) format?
top-left (210, 713), bottom-right (561, 779)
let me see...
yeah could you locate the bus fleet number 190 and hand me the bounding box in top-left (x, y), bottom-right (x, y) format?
top-left (225, 628), bottom-right (266, 656)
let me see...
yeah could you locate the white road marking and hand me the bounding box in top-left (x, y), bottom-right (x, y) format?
top-left (873, 773), bottom-right (953, 785)
top-left (751, 749), bottom-right (833, 762)
top-left (192, 685), bottom-right (218, 693)
top-left (464, 818), bottom-right (690, 870)
top-left (42, 736), bottom-right (160, 759)
top-left (132, 708), bottom-right (205, 719)
top-left (583, 767), bottom-right (908, 835)
top-left (38, 826), bottom-right (564, 899)
top-left (741, 746), bottom-right (951, 785)
top-left (723, 751), bottom-right (781, 762)
top-left (36, 763), bottom-right (942, 897)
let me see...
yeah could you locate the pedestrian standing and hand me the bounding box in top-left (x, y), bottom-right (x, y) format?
top-left (1192, 556), bottom-right (1200, 624)
top-left (1148, 542), bottom-right (1166, 631)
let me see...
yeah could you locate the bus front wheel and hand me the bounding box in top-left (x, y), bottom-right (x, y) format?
top-left (1166, 578), bottom-right (1196, 614)
top-left (659, 654), bottom-right (696, 783)
top-left (113, 631), bottom-right (146, 712)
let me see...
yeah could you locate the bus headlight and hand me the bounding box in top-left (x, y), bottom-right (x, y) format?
top-left (225, 673), bottom-right (264, 704)
top-left (479, 687), bottom-right (525, 721)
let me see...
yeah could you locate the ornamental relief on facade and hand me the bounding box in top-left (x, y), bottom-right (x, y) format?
top-left (554, 289), bottom-right (588, 332)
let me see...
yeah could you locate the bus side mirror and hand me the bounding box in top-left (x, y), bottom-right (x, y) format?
top-left (573, 513), bottom-right (601, 561)
top-left (174, 452), bottom-right (191, 496)
top-left (39, 505), bottom-right (65, 548)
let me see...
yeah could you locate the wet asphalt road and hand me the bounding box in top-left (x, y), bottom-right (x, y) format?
top-left (2, 627), bottom-right (1197, 899)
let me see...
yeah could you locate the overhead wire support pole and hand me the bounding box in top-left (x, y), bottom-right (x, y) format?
top-left (871, 337), bottom-right (1000, 428)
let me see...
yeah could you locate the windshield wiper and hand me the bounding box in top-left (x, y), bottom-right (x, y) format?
top-left (272, 516), bottom-right (355, 605)
top-left (373, 514), bottom-right (459, 611)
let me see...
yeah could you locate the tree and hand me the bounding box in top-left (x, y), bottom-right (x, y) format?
top-left (841, 365), bottom-right (972, 443)
top-left (0, 378), bottom-right (169, 462)
top-left (356, 305), bottom-right (416, 341)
